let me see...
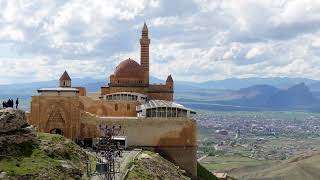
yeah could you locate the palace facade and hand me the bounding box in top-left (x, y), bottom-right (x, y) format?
top-left (27, 23), bottom-right (197, 178)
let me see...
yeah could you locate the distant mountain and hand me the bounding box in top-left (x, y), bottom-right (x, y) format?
top-left (267, 83), bottom-right (318, 108)
top-left (221, 83), bottom-right (319, 110)
top-left (178, 83), bottom-right (320, 111)
top-left (197, 77), bottom-right (319, 90)
top-left (222, 85), bottom-right (280, 107)
top-left (308, 81), bottom-right (320, 91)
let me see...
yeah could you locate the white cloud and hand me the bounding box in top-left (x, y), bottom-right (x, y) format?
top-left (0, 0), bottom-right (319, 83)
top-left (246, 47), bottom-right (264, 60)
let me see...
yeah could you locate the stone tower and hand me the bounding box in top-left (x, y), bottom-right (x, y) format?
top-left (140, 22), bottom-right (150, 84)
top-left (166, 74), bottom-right (174, 91)
top-left (59, 70), bottom-right (71, 87)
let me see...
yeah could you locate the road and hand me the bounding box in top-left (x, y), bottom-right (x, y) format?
top-left (197, 154), bottom-right (208, 162)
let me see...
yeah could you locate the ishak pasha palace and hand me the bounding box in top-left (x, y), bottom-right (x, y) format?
top-left (27, 23), bottom-right (198, 177)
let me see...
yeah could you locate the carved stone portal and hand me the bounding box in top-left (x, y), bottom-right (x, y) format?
top-left (47, 107), bottom-right (65, 134)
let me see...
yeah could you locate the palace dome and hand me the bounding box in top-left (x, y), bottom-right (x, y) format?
top-left (114, 58), bottom-right (144, 79)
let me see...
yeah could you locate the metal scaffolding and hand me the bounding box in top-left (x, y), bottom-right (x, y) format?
top-left (86, 125), bottom-right (123, 180)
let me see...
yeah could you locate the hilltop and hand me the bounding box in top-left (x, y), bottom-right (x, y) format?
top-left (0, 109), bottom-right (93, 179)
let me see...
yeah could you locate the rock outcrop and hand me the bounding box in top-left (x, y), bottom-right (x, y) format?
top-left (0, 108), bottom-right (38, 151)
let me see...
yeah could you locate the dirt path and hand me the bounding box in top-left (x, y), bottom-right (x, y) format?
top-left (197, 154), bottom-right (208, 162)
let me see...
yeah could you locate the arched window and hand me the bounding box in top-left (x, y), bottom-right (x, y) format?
top-left (115, 104), bottom-right (118, 111)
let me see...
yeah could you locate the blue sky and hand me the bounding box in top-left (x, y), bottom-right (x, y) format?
top-left (0, 0), bottom-right (319, 84)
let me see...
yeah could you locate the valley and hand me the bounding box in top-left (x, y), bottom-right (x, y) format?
top-left (196, 110), bottom-right (320, 179)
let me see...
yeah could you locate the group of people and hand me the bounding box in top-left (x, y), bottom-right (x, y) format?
top-left (3, 98), bottom-right (19, 109)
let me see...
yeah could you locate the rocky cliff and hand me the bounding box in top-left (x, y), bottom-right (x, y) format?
top-left (0, 109), bottom-right (93, 180)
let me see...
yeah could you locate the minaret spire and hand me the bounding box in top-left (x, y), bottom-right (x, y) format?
top-left (140, 22), bottom-right (150, 84)
top-left (142, 22), bottom-right (148, 32)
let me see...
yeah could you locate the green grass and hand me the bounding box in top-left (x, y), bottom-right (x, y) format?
top-left (38, 132), bottom-right (65, 142)
top-left (0, 143), bottom-right (60, 176)
top-left (126, 151), bottom-right (190, 180)
top-left (127, 162), bottom-right (154, 180)
top-left (0, 133), bottom-right (89, 178)
top-left (200, 154), bottom-right (274, 172)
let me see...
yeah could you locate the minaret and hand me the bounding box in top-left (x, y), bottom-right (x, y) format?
top-left (140, 22), bottom-right (150, 84)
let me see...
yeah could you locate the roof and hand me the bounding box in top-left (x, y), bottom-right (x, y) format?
top-left (137, 100), bottom-right (195, 113)
top-left (111, 136), bottom-right (126, 140)
top-left (59, 71), bottom-right (71, 81)
top-left (37, 87), bottom-right (79, 92)
top-left (166, 75), bottom-right (173, 82)
top-left (114, 58), bottom-right (144, 79)
top-left (105, 92), bottom-right (147, 98)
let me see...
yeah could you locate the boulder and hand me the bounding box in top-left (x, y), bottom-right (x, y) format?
top-left (0, 108), bottom-right (38, 147)
top-left (0, 172), bottom-right (7, 179)
top-left (0, 108), bottom-right (28, 133)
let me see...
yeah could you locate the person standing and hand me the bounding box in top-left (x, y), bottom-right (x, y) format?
top-left (11, 99), bottom-right (14, 108)
top-left (7, 99), bottom-right (11, 108)
top-left (16, 98), bottom-right (19, 109)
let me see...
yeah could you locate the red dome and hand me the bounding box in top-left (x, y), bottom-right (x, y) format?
top-left (114, 58), bottom-right (144, 79)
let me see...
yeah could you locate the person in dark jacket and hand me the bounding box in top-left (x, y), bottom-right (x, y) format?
top-left (16, 98), bottom-right (19, 109)
top-left (10, 99), bottom-right (14, 108)
top-left (7, 99), bottom-right (11, 108)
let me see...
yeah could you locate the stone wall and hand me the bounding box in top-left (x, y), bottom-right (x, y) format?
top-left (80, 113), bottom-right (197, 177)
top-left (101, 86), bottom-right (110, 95)
top-left (109, 86), bottom-right (147, 94)
top-left (79, 96), bottom-right (138, 117)
top-left (147, 92), bottom-right (173, 101)
top-left (74, 87), bottom-right (86, 96)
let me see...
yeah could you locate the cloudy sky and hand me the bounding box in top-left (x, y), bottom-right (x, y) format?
top-left (0, 0), bottom-right (319, 84)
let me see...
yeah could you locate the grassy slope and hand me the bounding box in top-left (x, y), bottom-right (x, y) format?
top-left (126, 151), bottom-right (190, 180)
top-left (233, 151), bottom-right (320, 180)
top-left (201, 155), bottom-right (276, 172)
top-left (201, 152), bottom-right (320, 180)
top-left (0, 133), bottom-right (93, 179)
top-left (126, 151), bottom-right (218, 180)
